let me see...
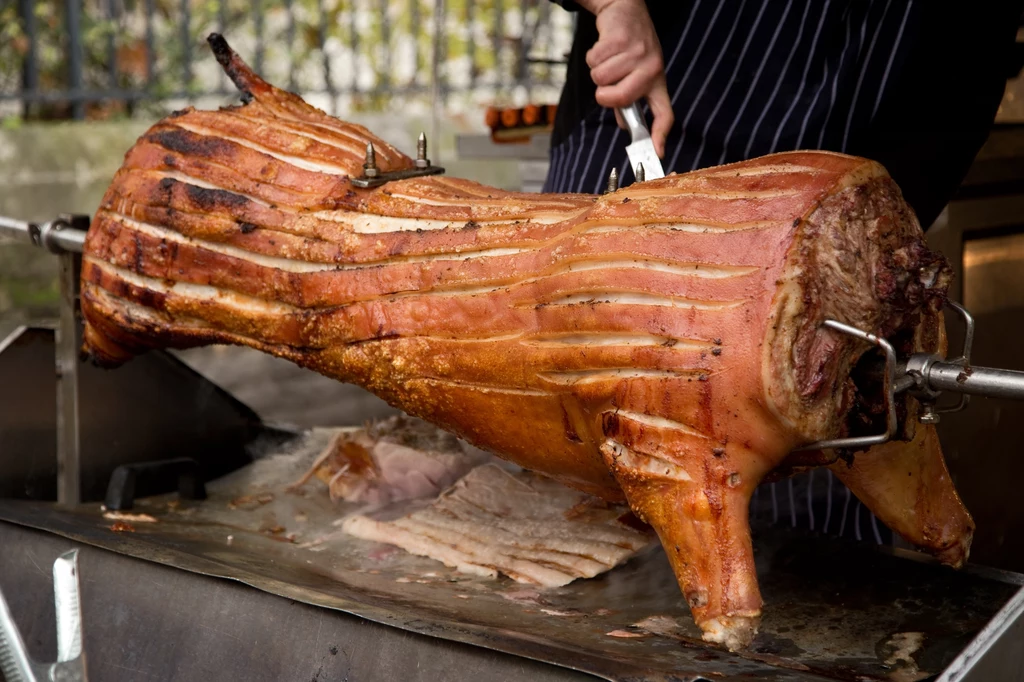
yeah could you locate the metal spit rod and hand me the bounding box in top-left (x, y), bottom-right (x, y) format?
top-left (0, 215), bottom-right (86, 254)
top-left (912, 360), bottom-right (1024, 401)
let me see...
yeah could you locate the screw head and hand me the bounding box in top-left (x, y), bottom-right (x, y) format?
top-left (415, 132), bottom-right (430, 168)
top-left (363, 142), bottom-right (379, 177)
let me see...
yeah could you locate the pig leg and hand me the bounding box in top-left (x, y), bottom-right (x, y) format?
top-left (599, 416), bottom-right (768, 651)
top-left (829, 423), bottom-right (974, 567)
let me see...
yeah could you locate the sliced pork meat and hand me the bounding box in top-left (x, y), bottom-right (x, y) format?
top-left (342, 464), bottom-right (654, 586)
top-left (78, 35), bottom-right (974, 650)
top-left (290, 415), bottom-right (488, 505)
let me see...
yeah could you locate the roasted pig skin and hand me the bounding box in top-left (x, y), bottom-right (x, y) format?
top-left (79, 35), bottom-right (973, 651)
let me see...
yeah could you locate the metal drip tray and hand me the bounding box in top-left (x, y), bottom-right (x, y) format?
top-left (0, 429), bottom-right (1020, 682)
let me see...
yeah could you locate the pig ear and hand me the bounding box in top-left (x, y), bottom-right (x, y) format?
top-left (207, 33), bottom-right (268, 103)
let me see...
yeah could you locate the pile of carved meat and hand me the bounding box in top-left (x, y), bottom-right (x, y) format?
top-left (79, 35), bottom-right (974, 650)
top-left (290, 416), bottom-right (655, 587)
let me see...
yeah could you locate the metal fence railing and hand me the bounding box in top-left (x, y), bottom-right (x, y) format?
top-left (0, 0), bottom-right (574, 121)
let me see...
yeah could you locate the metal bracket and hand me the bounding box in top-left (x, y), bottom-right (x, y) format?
top-left (898, 301), bottom-right (976, 424)
top-left (351, 164), bottom-right (446, 188)
top-left (796, 319), bottom-right (899, 452)
top-left (350, 135), bottom-right (446, 188)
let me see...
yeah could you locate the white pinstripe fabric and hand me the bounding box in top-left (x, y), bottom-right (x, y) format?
top-left (815, 9), bottom-right (859, 149)
top-left (718, 0), bottom-right (798, 164)
top-left (668, 0), bottom-right (752, 171)
top-left (566, 124), bottom-right (587, 188)
top-left (842, 0), bottom-right (894, 151)
top-left (577, 120), bottom-right (607, 192)
top-left (773, 0), bottom-right (832, 152)
top-left (690, 0), bottom-right (776, 169)
top-left (741, 0), bottom-right (812, 160)
top-left (872, 0), bottom-right (914, 118)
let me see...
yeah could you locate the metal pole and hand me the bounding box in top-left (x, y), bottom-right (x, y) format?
top-left (216, 0), bottom-right (227, 91)
top-left (0, 216), bottom-right (86, 253)
top-left (430, 0), bottom-right (444, 161)
top-left (926, 362), bottom-right (1024, 401)
top-left (254, 0), bottom-right (265, 77)
top-left (492, 0), bottom-right (504, 93)
top-left (517, 0), bottom-right (530, 98)
top-left (145, 0), bottom-right (156, 86)
top-left (19, 0), bottom-right (38, 118)
top-left (181, 0), bottom-right (192, 91)
top-left (379, 0), bottom-right (391, 92)
top-left (349, 0), bottom-right (360, 94)
top-left (67, 0), bottom-right (85, 119)
top-left (317, 0), bottom-right (335, 114)
top-left (56, 251), bottom-right (82, 506)
top-left (0, 216), bottom-right (33, 242)
top-left (285, 0), bottom-right (297, 91)
top-left (411, 0), bottom-right (422, 88)
top-left (106, 0), bottom-right (118, 87)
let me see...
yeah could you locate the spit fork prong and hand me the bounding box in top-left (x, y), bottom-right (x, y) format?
top-left (936, 301), bottom-right (975, 415)
top-left (794, 319), bottom-right (899, 452)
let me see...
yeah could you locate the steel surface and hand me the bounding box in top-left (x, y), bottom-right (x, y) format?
top-left (0, 429), bottom-right (1018, 681)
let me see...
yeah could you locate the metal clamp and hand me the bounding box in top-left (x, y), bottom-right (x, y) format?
top-left (351, 135), bottom-right (445, 189)
top-left (796, 319), bottom-right (899, 452)
top-left (0, 550), bottom-right (88, 682)
top-left (899, 301), bottom-right (976, 424)
top-left (935, 301), bottom-right (974, 416)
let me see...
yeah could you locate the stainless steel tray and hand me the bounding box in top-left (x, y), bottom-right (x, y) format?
top-left (0, 429), bottom-right (1020, 682)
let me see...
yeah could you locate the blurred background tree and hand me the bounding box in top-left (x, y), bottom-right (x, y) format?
top-left (0, 0), bottom-right (573, 123)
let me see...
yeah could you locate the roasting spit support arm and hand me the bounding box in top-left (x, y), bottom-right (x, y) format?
top-left (0, 213), bottom-right (88, 505)
top-left (56, 247), bottom-right (82, 506)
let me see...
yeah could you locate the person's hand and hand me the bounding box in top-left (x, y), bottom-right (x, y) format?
top-left (579, 0), bottom-right (673, 157)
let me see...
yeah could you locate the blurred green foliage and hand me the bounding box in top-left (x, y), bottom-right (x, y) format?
top-left (0, 0), bottom-right (565, 123)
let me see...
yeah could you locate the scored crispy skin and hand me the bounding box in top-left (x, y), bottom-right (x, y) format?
top-left (79, 35), bottom-right (973, 651)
